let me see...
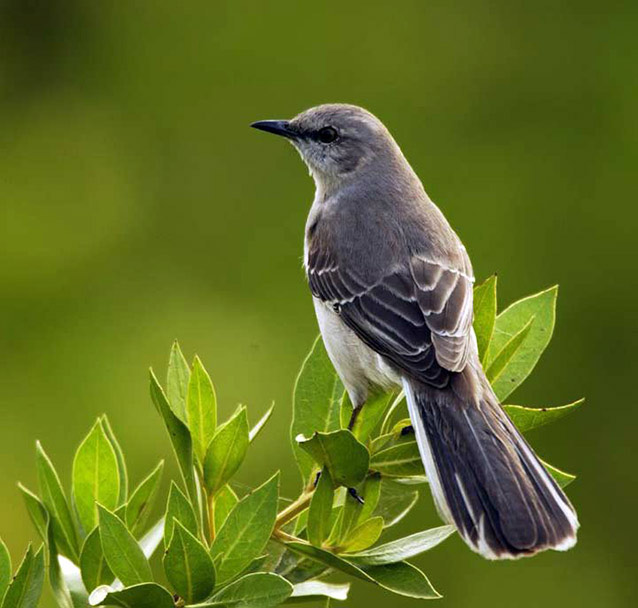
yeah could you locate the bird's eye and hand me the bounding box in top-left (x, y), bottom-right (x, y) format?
top-left (317, 126), bottom-right (338, 144)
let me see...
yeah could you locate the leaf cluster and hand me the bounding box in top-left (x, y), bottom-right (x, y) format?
top-left (0, 279), bottom-right (583, 607)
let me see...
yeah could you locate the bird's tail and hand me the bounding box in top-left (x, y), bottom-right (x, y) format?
top-left (403, 367), bottom-right (579, 560)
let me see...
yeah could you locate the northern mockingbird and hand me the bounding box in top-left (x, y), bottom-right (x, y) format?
top-left (252, 104), bottom-right (578, 559)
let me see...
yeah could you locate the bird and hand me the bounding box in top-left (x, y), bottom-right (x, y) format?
top-left (251, 104), bottom-right (579, 560)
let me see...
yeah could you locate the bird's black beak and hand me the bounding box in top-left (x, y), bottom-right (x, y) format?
top-left (250, 120), bottom-right (297, 140)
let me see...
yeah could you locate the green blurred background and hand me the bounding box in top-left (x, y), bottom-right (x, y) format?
top-left (1, 1), bottom-right (636, 606)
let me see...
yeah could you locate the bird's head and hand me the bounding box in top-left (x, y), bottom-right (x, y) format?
top-left (251, 104), bottom-right (400, 186)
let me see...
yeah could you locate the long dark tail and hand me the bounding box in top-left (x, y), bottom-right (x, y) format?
top-left (403, 364), bottom-right (579, 560)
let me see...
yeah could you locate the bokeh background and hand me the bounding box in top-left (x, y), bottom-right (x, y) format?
top-left (1, 1), bottom-right (636, 606)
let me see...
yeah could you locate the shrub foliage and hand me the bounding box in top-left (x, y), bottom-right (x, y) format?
top-left (0, 278), bottom-right (583, 607)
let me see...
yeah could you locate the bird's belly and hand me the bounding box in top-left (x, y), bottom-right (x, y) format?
top-left (313, 298), bottom-right (401, 405)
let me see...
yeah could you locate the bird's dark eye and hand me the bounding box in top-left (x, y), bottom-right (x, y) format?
top-left (317, 126), bottom-right (338, 144)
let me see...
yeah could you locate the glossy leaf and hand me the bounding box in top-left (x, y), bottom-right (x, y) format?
top-left (48, 517), bottom-right (89, 608)
top-left (485, 317), bottom-right (533, 388)
top-left (504, 399), bottom-right (584, 433)
top-left (1, 545), bottom-right (45, 608)
top-left (213, 485), bottom-right (239, 534)
top-left (211, 473), bottom-right (279, 584)
top-left (187, 356), bottom-right (217, 464)
top-left (283, 542), bottom-right (439, 599)
top-left (485, 286), bottom-right (558, 400)
top-left (542, 459), bottom-right (576, 488)
top-left (193, 572), bottom-right (293, 608)
top-left (204, 406), bottom-right (249, 495)
top-left (36, 442), bottom-right (79, 561)
top-left (357, 474), bottom-right (381, 524)
top-left (373, 480), bottom-right (419, 528)
top-left (167, 340), bottom-right (190, 424)
top-left (164, 520), bottom-right (215, 603)
top-left (369, 441), bottom-right (423, 477)
top-left (97, 505), bottom-right (152, 586)
top-left (291, 337), bottom-right (344, 484)
top-left (288, 581), bottom-right (350, 603)
top-left (72, 420), bottom-right (121, 533)
top-left (165, 482), bottom-right (199, 547)
top-left (249, 403), bottom-right (275, 443)
top-left (307, 468), bottom-right (334, 547)
top-left (0, 539), bottom-right (10, 602)
top-left (473, 275), bottom-right (497, 364)
top-left (340, 516), bottom-right (384, 552)
top-left (18, 484), bottom-right (48, 542)
top-left (150, 369), bottom-right (197, 502)
top-left (126, 461), bottom-right (164, 535)
top-left (347, 392), bottom-right (394, 443)
top-left (80, 527), bottom-right (113, 594)
top-left (296, 430), bottom-right (369, 487)
top-left (101, 415), bottom-right (129, 508)
top-left (345, 525), bottom-right (455, 565)
top-left (337, 491), bottom-right (363, 544)
top-left (89, 583), bottom-right (174, 608)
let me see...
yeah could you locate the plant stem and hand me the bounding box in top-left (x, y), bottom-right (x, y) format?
top-left (208, 492), bottom-right (216, 543)
top-left (272, 528), bottom-right (306, 543)
top-left (275, 491), bottom-right (313, 529)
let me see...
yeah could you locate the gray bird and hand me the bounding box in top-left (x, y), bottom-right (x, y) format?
top-left (252, 104), bottom-right (579, 559)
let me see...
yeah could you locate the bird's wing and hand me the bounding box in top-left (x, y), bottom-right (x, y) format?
top-left (307, 242), bottom-right (474, 388)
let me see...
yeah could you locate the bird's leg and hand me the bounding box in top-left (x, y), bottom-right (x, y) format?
top-left (348, 402), bottom-right (364, 431)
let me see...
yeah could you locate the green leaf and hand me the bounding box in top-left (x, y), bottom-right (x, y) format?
top-left (35, 442), bottom-right (79, 561)
top-left (72, 420), bottom-right (121, 534)
top-left (373, 480), bottom-right (419, 528)
top-left (369, 441), bottom-right (423, 477)
top-left (361, 561), bottom-right (441, 599)
top-left (1, 545), bottom-right (45, 608)
top-left (164, 520), bottom-right (215, 603)
top-left (165, 482), bottom-right (199, 548)
top-left (80, 527), bottom-right (113, 593)
top-left (504, 399), bottom-right (584, 433)
top-left (283, 542), bottom-right (439, 599)
top-left (150, 369), bottom-right (198, 503)
top-left (347, 392), bottom-right (394, 443)
top-left (0, 539), bottom-right (10, 601)
top-left (213, 485), bottom-right (239, 533)
top-left (97, 505), bottom-right (152, 586)
top-left (193, 572), bottom-right (293, 608)
top-left (473, 275), bottom-right (497, 364)
top-left (204, 406), bottom-right (249, 495)
top-left (187, 356), bottom-right (218, 464)
top-left (288, 581), bottom-right (349, 603)
top-left (249, 403), bottom-right (275, 443)
top-left (307, 468), bottom-right (334, 547)
top-left (101, 415), bottom-right (129, 508)
top-left (357, 474), bottom-right (381, 524)
top-left (167, 340), bottom-right (190, 424)
top-left (211, 473), bottom-right (279, 584)
top-left (292, 337), bottom-right (344, 484)
top-left (48, 516), bottom-right (89, 608)
top-left (17, 484), bottom-right (48, 542)
top-left (485, 317), bottom-right (533, 389)
top-left (336, 491), bottom-right (362, 544)
top-left (88, 583), bottom-right (174, 608)
top-left (340, 516), bottom-right (384, 552)
top-left (485, 286), bottom-right (558, 400)
top-left (344, 525), bottom-right (455, 565)
top-left (126, 461), bottom-right (164, 535)
top-left (296, 430), bottom-right (369, 487)
top-left (542, 459), bottom-right (576, 488)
